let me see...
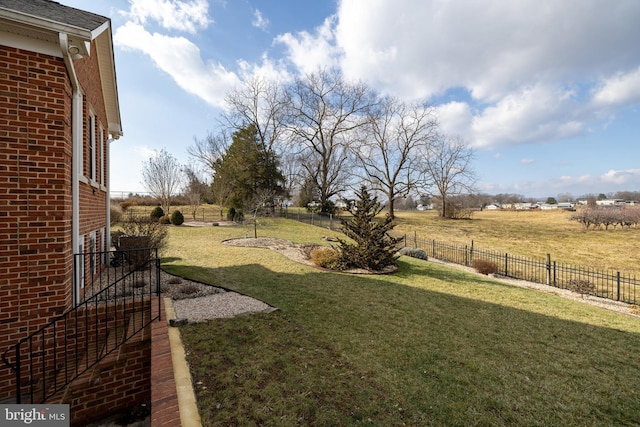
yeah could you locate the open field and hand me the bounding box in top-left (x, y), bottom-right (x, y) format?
top-left (392, 209), bottom-right (640, 276)
top-left (162, 219), bottom-right (640, 426)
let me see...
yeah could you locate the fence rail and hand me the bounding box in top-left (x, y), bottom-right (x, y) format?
top-left (278, 212), bottom-right (639, 306)
top-left (399, 233), bottom-right (639, 305)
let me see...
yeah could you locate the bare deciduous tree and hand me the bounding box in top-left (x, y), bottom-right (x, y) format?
top-left (141, 149), bottom-right (182, 214)
top-left (182, 163), bottom-right (211, 220)
top-left (285, 68), bottom-right (374, 213)
top-left (223, 75), bottom-right (288, 156)
top-left (188, 130), bottom-right (230, 218)
top-left (355, 96), bottom-right (437, 218)
top-left (422, 135), bottom-right (476, 218)
top-left (187, 130), bottom-right (229, 174)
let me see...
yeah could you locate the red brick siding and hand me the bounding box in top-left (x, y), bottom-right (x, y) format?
top-left (0, 45), bottom-right (74, 401)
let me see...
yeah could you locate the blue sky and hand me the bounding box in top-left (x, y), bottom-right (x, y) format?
top-left (59, 0), bottom-right (640, 199)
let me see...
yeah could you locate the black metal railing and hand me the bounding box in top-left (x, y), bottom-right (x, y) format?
top-left (399, 234), bottom-right (639, 305)
top-left (1, 248), bottom-right (161, 404)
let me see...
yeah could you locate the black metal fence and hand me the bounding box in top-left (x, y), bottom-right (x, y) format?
top-left (281, 211), bottom-right (639, 306)
top-left (1, 248), bottom-right (161, 404)
top-left (399, 233), bottom-right (639, 305)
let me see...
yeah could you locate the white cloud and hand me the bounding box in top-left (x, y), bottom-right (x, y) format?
top-left (470, 85), bottom-right (585, 148)
top-left (114, 22), bottom-right (240, 108)
top-left (591, 67), bottom-right (640, 108)
top-left (334, 0), bottom-right (640, 101)
top-left (600, 169), bottom-right (640, 186)
top-left (434, 101), bottom-right (473, 139)
top-left (252, 9), bottom-right (269, 31)
top-left (238, 54), bottom-right (293, 84)
top-left (521, 158), bottom-right (534, 165)
top-left (274, 16), bottom-right (341, 75)
top-left (125, 0), bottom-right (211, 34)
top-left (314, 0), bottom-right (640, 151)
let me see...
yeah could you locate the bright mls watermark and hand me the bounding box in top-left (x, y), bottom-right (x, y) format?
top-left (1, 405), bottom-right (69, 426)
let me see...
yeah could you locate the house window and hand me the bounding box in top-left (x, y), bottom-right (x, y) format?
top-left (90, 231), bottom-right (97, 276)
top-left (99, 125), bottom-right (105, 186)
top-left (101, 227), bottom-right (106, 265)
top-left (78, 237), bottom-right (85, 291)
top-left (88, 113), bottom-right (96, 181)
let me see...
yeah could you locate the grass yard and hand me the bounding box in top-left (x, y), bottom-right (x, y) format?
top-left (162, 219), bottom-right (640, 426)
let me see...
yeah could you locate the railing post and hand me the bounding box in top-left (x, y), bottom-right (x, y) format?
top-left (617, 272), bottom-right (621, 302)
top-left (156, 250), bottom-right (162, 320)
top-left (470, 240), bottom-right (474, 264)
top-left (414, 231), bottom-right (417, 248)
top-left (505, 253), bottom-right (509, 277)
top-left (464, 245), bottom-right (468, 266)
top-left (15, 342), bottom-right (21, 404)
top-left (546, 254), bottom-right (551, 285)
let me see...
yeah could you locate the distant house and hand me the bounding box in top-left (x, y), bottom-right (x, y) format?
top-left (0, 1), bottom-right (154, 423)
top-left (596, 199), bottom-right (625, 207)
top-left (485, 204), bottom-right (501, 210)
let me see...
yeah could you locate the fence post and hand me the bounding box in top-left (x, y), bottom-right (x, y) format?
top-left (617, 272), bottom-right (621, 301)
top-left (330, 214), bottom-right (333, 230)
top-left (470, 240), bottom-right (474, 264)
top-left (15, 342), bottom-right (21, 404)
top-left (432, 240), bottom-right (435, 258)
top-left (404, 234), bottom-right (407, 248)
top-left (504, 253), bottom-right (508, 277)
top-left (553, 261), bottom-right (557, 286)
top-left (465, 245), bottom-right (468, 266)
top-left (414, 231), bottom-right (417, 248)
top-left (546, 254), bottom-right (551, 285)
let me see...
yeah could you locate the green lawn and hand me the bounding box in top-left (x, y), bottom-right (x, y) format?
top-left (162, 219), bottom-right (640, 426)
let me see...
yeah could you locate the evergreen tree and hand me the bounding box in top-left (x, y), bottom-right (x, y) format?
top-left (337, 186), bottom-right (402, 271)
top-left (212, 124), bottom-right (286, 210)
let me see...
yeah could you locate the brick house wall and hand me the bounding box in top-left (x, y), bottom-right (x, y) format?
top-left (0, 40), bottom-right (112, 401)
top-left (0, 4), bottom-right (146, 421)
top-left (0, 45), bottom-right (74, 401)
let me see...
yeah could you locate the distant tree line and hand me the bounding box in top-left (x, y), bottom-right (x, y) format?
top-left (570, 207), bottom-right (640, 230)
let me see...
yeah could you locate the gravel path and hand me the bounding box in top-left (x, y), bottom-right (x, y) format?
top-left (172, 292), bottom-right (275, 322)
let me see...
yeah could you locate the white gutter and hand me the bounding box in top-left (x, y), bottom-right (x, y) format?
top-left (59, 33), bottom-right (83, 306)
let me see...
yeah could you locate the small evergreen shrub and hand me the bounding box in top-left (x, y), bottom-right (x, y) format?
top-left (398, 247), bottom-right (427, 260)
top-left (472, 259), bottom-right (499, 275)
top-left (171, 210), bottom-right (184, 225)
top-left (337, 186), bottom-right (402, 271)
top-left (159, 215), bottom-right (171, 224)
top-left (150, 206), bottom-right (164, 220)
top-left (227, 207), bottom-right (236, 221)
top-left (310, 247), bottom-right (343, 270)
